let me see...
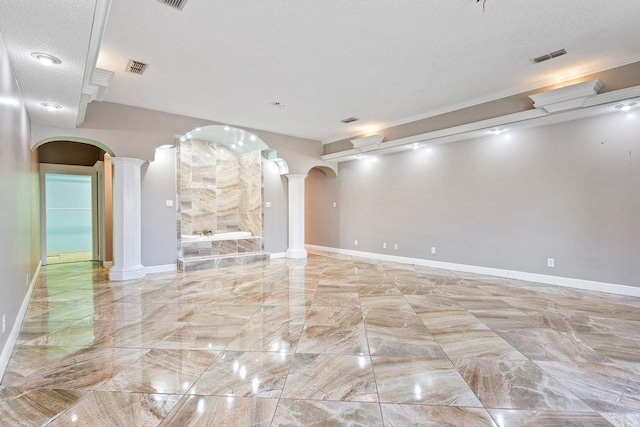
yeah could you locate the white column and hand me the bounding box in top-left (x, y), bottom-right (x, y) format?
top-left (108, 157), bottom-right (146, 281)
top-left (285, 173), bottom-right (308, 259)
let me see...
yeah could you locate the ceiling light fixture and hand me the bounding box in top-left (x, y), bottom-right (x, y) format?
top-left (31, 52), bottom-right (61, 66)
top-left (224, 126), bottom-right (230, 131)
top-left (231, 144), bottom-right (237, 149)
top-left (615, 102), bottom-right (637, 112)
top-left (237, 141), bottom-right (244, 146)
top-left (41, 102), bottom-right (61, 111)
top-left (411, 144), bottom-right (421, 150)
top-left (489, 128), bottom-right (506, 134)
top-left (341, 117), bottom-right (359, 124)
top-left (249, 135), bottom-right (256, 141)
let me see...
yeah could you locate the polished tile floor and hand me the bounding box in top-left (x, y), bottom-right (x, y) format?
top-left (2, 252), bottom-right (640, 426)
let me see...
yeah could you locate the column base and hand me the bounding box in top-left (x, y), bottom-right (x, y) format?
top-left (285, 248), bottom-right (308, 259)
top-left (109, 264), bottom-right (145, 281)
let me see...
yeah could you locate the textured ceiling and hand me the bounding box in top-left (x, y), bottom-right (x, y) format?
top-left (0, 0), bottom-right (98, 127)
top-left (3, 1), bottom-right (640, 141)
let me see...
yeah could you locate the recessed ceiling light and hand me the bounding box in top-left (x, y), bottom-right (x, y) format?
top-left (615, 102), bottom-right (637, 112)
top-left (411, 144), bottom-right (421, 150)
top-left (231, 144), bottom-right (237, 149)
top-left (224, 126), bottom-right (230, 131)
top-left (31, 52), bottom-right (61, 66)
top-left (237, 141), bottom-right (244, 146)
top-left (195, 127), bottom-right (201, 131)
top-left (489, 128), bottom-right (506, 134)
top-left (355, 154), bottom-right (366, 160)
top-left (41, 102), bottom-right (61, 111)
top-left (249, 135), bottom-right (256, 141)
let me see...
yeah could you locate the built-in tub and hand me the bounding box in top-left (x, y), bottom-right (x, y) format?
top-left (182, 231), bottom-right (253, 242)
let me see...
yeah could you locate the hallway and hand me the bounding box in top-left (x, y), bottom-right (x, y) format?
top-left (1, 254), bottom-right (639, 426)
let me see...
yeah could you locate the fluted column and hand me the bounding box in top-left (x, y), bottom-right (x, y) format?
top-left (109, 157), bottom-right (146, 281)
top-left (285, 173), bottom-right (308, 259)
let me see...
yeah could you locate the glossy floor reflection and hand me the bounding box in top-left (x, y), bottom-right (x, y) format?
top-left (2, 253), bottom-right (640, 426)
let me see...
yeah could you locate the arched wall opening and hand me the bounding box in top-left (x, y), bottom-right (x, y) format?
top-left (35, 139), bottom-right (114, 268)
top-left (305, 166), bottom-right (340, 250)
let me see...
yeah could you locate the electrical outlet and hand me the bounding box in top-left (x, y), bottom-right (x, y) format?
top-left (394, 244), bottom-right (398, 250)
top-left (547, 258), bottom-right (555, 268)
top-left (265, 201), bottom-right (271, 208)
top-left (165, 199), bottom-right (174, 207)
top-left (354, 240), bottom-right (358, 246)
top-left (2, 314), bottom-right (5, 334)
top-left (333, 202), bottom-right (337, 208)
top-left (431, 247), bottom-right (436, 255)
top-left (383, 243), bottom-right (387, 249)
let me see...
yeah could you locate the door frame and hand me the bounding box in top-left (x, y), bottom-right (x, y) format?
top-left (39, 163), bottom-right (103, 265)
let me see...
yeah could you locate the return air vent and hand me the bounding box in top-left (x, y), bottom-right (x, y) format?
top-left (126, 59), bottom-right (148, 75)
top-left (341, 117), bottom-right (359, 124)
top-left (530, 49), bottom-right (568, 64)
top-left (157, 0), bottom-right (189, 10)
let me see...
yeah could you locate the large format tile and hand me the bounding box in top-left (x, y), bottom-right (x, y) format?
top-left (433, 331), bottom-right (527, 360)
top-left (536, 361), bottom-right (640, 412)
top-left (281, 353), bottom-right (377, 402)
top-left (372, 357), bottom-right (481, 406)
top-left (455, 359), bottom-right (591, 411)
top-left (189, 351), bottom-right (293, 398)
top-left (0, 387), bottom-right (85, 427)
top-left (48, 391), bottom-right (182, 427)
top-left (272, 399), bottom-right (384, 427)
top-left (488, 409), bottom-right (611, 427)
top-left (102, 349), bottom-right (218, 394)
top-left (381, 404), bottom-right (496, 427)
top-left (159, 396), bottom-right (278, 427)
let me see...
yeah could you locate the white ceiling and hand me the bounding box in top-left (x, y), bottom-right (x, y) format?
top-left (3, 1), bottom-right (640, 142)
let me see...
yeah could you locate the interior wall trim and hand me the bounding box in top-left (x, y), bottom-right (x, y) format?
top-left (0, 261), bottom-right (41, 382)
top-left (305, 245), bottom-right (640, 297)
top-left (143, 264), bottom-right (177, 274)
top-left (269, 252), bottom-right (286, 260)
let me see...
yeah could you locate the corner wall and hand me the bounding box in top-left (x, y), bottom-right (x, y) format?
top-left (0, 32), bottom-right (39, 368)
top-left (307, 111), bottom-right (640, 288)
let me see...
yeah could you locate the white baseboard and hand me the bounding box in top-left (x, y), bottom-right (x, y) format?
top-left (305, 245), bottom-right (640, 297)
top-left (144, 263), bottom-right (177, 274)
top-left (0, 261), bottom-right (41, 382)
top-left (269, 252), bottom-right (286, 260)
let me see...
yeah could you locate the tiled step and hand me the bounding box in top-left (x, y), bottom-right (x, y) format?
top-left (178, 251), bottom-right (269, 272)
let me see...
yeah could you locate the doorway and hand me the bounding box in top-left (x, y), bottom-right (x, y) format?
top-left (44, 173), bottom-right (94, 264)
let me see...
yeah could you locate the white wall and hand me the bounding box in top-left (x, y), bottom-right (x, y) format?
top-left (0, 32), bottom-right (39, 368)
top-left (306, 111), bottom-right (640, 288)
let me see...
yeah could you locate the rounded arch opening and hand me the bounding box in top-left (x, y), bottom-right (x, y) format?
top-left (305, 166), bottom-right (340, 250)
top-left (33, 136), bottom-right (115, 157)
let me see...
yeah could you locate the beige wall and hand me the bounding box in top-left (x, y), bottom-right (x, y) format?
top-left (308, 111), bottom-right (640, 288)
top-left (0, 32), bottom-right (39, 360)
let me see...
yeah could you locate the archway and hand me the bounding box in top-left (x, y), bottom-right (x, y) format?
top-left (305, 166), bottom-right (340, 252)
top-left (35, 139), bottom-right (115, 268)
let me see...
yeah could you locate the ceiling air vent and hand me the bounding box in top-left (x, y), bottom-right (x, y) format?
top-left (531, 49), bottom-right (568, 64)
top-left (341, 117), bottom-right (359, 124)
top-left (157, 0), bottom-right (189, 11)
top-left (126, 59), bottom-right (148, 75)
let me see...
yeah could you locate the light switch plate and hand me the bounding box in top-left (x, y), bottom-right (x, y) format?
top-left (266, 202), bottom-right (271, 208)
top-left (166, 200), bottom-right (174, 207)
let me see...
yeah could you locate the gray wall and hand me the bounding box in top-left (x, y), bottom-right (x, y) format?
top-left (307, 112), bottom-right (640, 287)
top-left (0, 32), bottom-right (39, 360)
top-left (305, 168), bottom-right (340, 248)
top-left (31, 102), bottom-right (333, 265)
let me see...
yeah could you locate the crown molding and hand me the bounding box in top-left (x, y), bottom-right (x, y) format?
top-left (321, 53), bottom-right (640, 145)
top-left (321, 85), bottom-right (640, 162)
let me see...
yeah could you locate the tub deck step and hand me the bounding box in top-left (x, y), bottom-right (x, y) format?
top-left (178, 251), bottom-right (269, 272)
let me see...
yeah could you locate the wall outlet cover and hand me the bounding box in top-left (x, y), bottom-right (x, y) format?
top-left (431, 247), bottom-right (436, 254)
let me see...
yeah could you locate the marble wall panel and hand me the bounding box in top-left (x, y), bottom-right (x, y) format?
top-left (182, 242), bottom-right (213, 257)
top-left (217, 213), bottom-right (240, 232)
top-left (239, 213), bottom-right (262, 237)
top-left (238, 238), bottom-right (262, 253)
top-left (218, 190), bottom-right (240, 216)
top-left (211, 240), bottom-right (239, 255)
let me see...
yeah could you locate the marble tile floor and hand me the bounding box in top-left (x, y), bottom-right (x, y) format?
top-left (2, 253), bottom-right (640, 426)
